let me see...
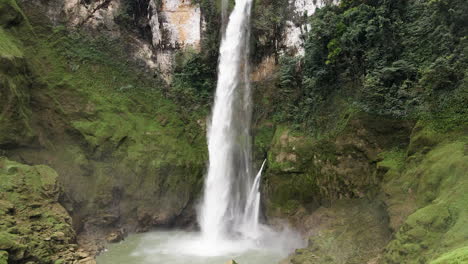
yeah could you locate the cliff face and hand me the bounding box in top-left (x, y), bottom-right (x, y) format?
top-left (22, 0), bottom-right (331, 79)
top-left (253, 0), bottom-right (467, 263)
top-left (1, 0), bottom-right (207, 259)
top-left (22, 0), bottom-right (203, 80)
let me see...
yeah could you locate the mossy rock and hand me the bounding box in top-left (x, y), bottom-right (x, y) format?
top-left (0, 0), bottom-right (208, 237)
top-left (407, 121), bottom-right (441, 156)
top-left (0, 16), bottom-right (34, 147)
top-left (288, 200), bottom-right (391, 264)
top-left (0, 251), bottom-right (8, 264)
top-left (0, 0), bottom-right (23, 27)
top-left (430, 246), bottom-right (468, 264)
top-left (382, 139), bottom-right (468, 263)
top-left (0, 158), bottom-right (76, 263)
top-left (0, 232), bottom-right (19, 250)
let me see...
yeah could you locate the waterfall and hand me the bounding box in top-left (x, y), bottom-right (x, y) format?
top-left (199, 0), bottom-right (260, 243)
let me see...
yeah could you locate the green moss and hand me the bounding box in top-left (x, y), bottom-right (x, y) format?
top-left (0, 1), bottom-right (34, 146)
top-left (0, 0), bottom-right (24, 27)
top-left (0, 232), bottom-right (19, 250)
top-left (0, 251), bottom-right (7, 264)
top-left (253, 122), bottom-right (276, 157)
top-left (0, 1), bottom-right (209, 230)
top-left (383, 139), bottom-right (468, 263)
top-left (430, 246), bottom-right (468, 264)
top-left (377, 149), bottom-right (406, 172)
top-left (0, 158), bottom-right (75, 263)
top-left (289, 200), bottom-right (391, 264)
top-left (0, 27), bottom-right (22, 58)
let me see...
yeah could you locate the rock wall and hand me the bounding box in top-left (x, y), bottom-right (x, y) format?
top-left (22, 0), bottom-right (202, 81)
top-left (0, 158), bottom-right (81, 263)
top-left (1, 0), bottom-right (207, 258)
top-left (23, 0), bottom-right (330, 81)
top-left (281, 0), bottom-right (338, 55)
top-left (147, 0), bottom-right (202, 79)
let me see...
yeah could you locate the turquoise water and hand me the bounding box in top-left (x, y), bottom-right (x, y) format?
top-left (96, 230), bottom-right (300, 264)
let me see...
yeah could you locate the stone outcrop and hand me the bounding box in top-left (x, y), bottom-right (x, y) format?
top-left (21, 0), bottom-right (202, 81)
top-left (0, 158), bottom-right (83, 263)
top-left (281, 0), bottom-right (338, 55)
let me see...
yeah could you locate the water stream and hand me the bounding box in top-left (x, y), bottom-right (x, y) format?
top-left (97, 0), bottom-right (303, 262)
top-left (198, 0), bottom-right (256, 243)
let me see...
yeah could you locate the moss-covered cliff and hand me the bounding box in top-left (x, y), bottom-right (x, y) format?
top-left (252, 0), bottom-right (467, 263)
top-left (1, 0), bottom-right (208, 260)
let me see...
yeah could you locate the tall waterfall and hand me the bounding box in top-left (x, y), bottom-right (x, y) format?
top-left (199, 0), bottom-right (260, 243)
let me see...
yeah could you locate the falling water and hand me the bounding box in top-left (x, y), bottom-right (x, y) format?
top-left (198, 0), bottom-right (259, 243)
top-left (97, 1), bottom-right (305, 262)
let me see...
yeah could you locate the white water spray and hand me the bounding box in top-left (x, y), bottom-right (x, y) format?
top-left (198, 0), bottom-right (259, 243)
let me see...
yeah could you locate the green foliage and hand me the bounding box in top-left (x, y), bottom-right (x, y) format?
top-left (0, 27), bottom-right (22, 57)
top-left (274, 0), bottom-right (467, 134)
top-left (170, 50), bottom-right (216, 108)
top-left (273, 55), bottom-right (302, 122)
top-left (0, 251), bottom-right (7, 264)
top-left (377, 148), bottom-right (406, 172)
top-left (251, 0), bottom-right (290, 63)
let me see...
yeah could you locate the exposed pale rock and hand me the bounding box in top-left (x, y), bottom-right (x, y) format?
top-left (159, 0), bottom-right (201, 49)
top-left (147, 0), bottom-right (202, 80)
top-left (38, 0), bottom-right (122, 37)
top-left (282, 0), bottom-right (339, 55)
top-left (251, 56), bottom-right (277, 82)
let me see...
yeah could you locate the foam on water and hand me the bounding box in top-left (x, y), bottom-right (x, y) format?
top-left (97, 230), bottom-right (304, 264)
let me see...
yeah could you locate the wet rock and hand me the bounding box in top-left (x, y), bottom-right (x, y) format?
top-left (105, 230), bottom-right (125, 243)
top-left (78, 257), bottom-right (96, 264)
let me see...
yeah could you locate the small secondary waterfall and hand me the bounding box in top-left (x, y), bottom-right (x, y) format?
top-left (199, 0), bottom-right (260, 243)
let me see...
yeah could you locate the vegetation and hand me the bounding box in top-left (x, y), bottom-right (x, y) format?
top-left (1, 0), bottom-right (467, 263)
top-left (0, 158), bottom-right (77, 263)
top-left (275, 0), bottom-right (467, 134)
top-left (1, 0), bottom-right (208, 254)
